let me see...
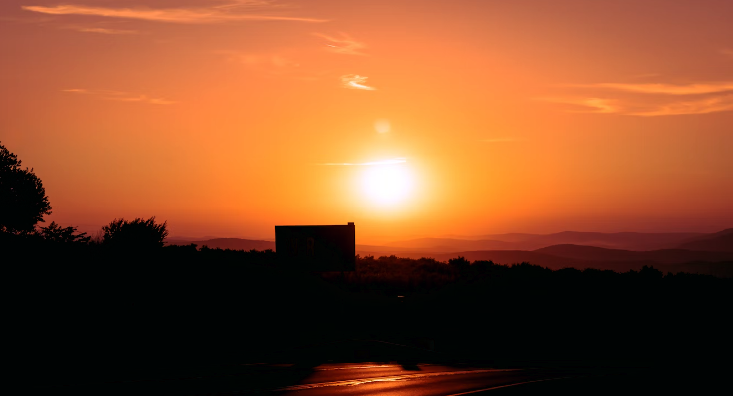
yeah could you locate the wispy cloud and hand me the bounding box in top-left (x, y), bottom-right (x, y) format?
top-left (313, 33), bottom-right (366, 55)
top-left (573, 82), bottom-right (733, 95)
top-left (72, 27), bottom-right (140, 35)
top-left (63, 89), bottom-right (176, 105)
top-left (22, 2), bottom-right (327, 24)
top-left (544, 75), bottom-right (733, 116)
top-left (539, 95), bottom-right (733, 117)
top-left (538, 97), bottom-right (620, 114)
top-left (629, 94), bottom-right (733, 116)
top-left (321, 158), bottom-right (406, 166)
top-left (341, 74), bottom-right (376, 91)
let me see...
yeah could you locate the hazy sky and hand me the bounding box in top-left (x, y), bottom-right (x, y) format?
top-left (2, 0), bottom-right (732, 242)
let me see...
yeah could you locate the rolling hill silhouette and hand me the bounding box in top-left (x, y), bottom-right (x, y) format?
top-left (676, 228), bottom-right (733, 252)
top-left (383, 238), bottom-right (516, 252)
top-left (165, 230), bottom-right (733, 277)
top-left (535, 244), bottom-right (733, 264)
top-left (167, 238), bottom-right (419, 254)
top-left (169, 230), bottom-right (726, 254)
top-left (422, 249), bottom-right (732, 277)
top-left (386, 231), bottom-right (704, 251)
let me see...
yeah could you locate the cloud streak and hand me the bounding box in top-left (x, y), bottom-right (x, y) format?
top-left (540, 95), bottom-right (733, 116)
top-left (629, 94), bottom-right (733, 116)
top-left (341, 74), bottom-right (376, 91)
top-left (538, 97), bottom-right (620, 114)
top-left (321, 158), bottom-right (407, 166)
top-left (22, 2), bottom-right (327, 24)
top-left (313, 33), bottom-right (366, 55)
top-left (545, 75), bottom-right (733, 116)
top-left (72, 27), bottom-right (140, 35)
top-left (575, 82), bottom-right (733, 95)
top-left (63, 89), bottom-right (176, 105)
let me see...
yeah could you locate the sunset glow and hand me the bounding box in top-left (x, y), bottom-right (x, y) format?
top-left (1, 0), bottom-right (731, 242)
top-left (7, 3), bottom-right (731, 392)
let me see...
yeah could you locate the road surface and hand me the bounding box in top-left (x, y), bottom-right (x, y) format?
top-left (269, 363), bottom-right (576, 395)
top-left (50, 362), bottom-right (585, 395)
top-left (35, 361), bottom-right (722, 395)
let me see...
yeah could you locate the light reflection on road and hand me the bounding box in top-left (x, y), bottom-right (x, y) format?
top-left (275, 368), bottom-right (521, 392)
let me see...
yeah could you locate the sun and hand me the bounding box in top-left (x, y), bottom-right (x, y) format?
top-left (362, 164), bottom-right (414, 205)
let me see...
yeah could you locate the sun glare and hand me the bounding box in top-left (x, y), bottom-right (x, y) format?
top-left (362, 164), bottom-right (414, 206)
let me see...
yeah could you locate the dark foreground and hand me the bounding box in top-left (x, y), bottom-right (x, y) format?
top-left (7, 236), bottom-right (732, 394)
top-left (27, 358), bottom-right (728, 396)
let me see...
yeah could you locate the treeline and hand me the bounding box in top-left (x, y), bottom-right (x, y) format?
top-left (347, 254), bottom-right (731, 367)
top-left (8, 224), bottom-right (725, 295)
top-left (337, 253), bottom-right (728, 296)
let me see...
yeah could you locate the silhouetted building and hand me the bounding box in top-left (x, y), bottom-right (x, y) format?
top-left (275, 223), bottom-right (356, 271)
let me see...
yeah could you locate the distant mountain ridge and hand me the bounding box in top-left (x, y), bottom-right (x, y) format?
top-left (166, 238), bottom-right (419, 253)
top-left (535, 244), bottom-right (733, 264)
top-left (383, 248), bottom-right (732, 278)
top-left (676, 228), bottom-right (733, 252)
top-left (386, 231), bottom-right (705, 252)
top-left (165, 231), bottom-right (733, 277)
top-left (166, 229), bottom-right (731, 254)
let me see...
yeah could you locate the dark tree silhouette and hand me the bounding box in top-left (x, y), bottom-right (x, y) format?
top-left (39, 221), bottom-right (91, 244)
top-left (0, 141), bottom-right (52, 233)
top-left (102, 217), bottom-right (169, 249)
top-left (448, 256), bottom-right (470, 271)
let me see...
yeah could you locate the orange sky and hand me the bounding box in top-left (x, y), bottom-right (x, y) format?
top-left (2, 0), bottom-right (732, 242)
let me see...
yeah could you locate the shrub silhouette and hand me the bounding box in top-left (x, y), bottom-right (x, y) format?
top-left (0, 141), bottom-right (52, 233)
top-left (102, 217), bottom-right (168, 249)
top-left (448, 256), bottom-right (470, 271)
top-left (39, 221), bottom-right (91, 244)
